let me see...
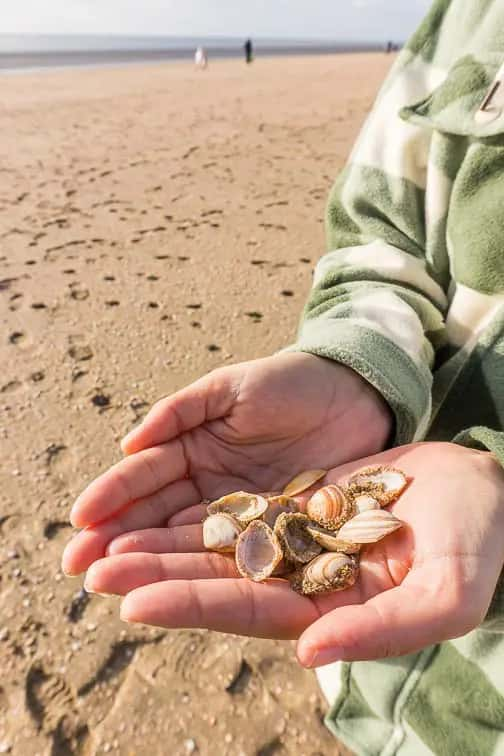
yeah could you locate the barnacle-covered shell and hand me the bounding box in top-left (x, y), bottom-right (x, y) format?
top-left (347, 466), bottom-right (407, 506)
top-left (337, 509), bottom-right (403, 544)
top-left (274, 512), bottom-right (322, 564)
top-left (203, 513), bottom-right (243, 553)
top-left (306, 485), bottom-right (355, 530)
top-left (352, 493), bottom-right (380, 514)
top-left (291, 553), bottom-right (358, 596)
top-left (305, 523), bottom-right (360, 554)
top-left (235, 520), bottom-right (284, 582)
top-left (263, 495), bottom-right (298, 528)
top-left (207, 491), bottom-right (268, 523)
top-left (283, 469), bottom-right (326, 497)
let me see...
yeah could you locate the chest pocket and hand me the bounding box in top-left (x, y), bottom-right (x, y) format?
top-left (401, 52), bottom-right (504, 295)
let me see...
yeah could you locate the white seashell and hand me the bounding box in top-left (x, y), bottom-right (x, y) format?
top-left (203, 513), bottom-right (243, 553)
top-left (337, 509), bottom-right (403, 544)
top-left (353, 493), bottom-right (380, 514)
top-left (306, 485), bottom-right (355, 530)
top-left (263, 495), bottom-right (298, 528)
top-left (282, 469), bottom-right (326, 497)
top-left (274, 512), bottom-right (322, 564)
top-left (305, 523), bottom-right (360, 554)
top-left (235, 520), bottom-right (284, 581)
top-left (291, 552), bottom-right (358, 595)
top-left (347, 465), bottom-right (407, 505)
top-left (207, 491), bottom-right (268, 523)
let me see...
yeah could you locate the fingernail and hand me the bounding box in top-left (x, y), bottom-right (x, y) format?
top-left (303, 647), bottom-right (343, 668)
top-left (121, 427), bottom-right (138, 451)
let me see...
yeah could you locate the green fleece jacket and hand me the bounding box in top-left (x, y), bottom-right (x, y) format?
top-left (291, 1), bottom-right (504, 754)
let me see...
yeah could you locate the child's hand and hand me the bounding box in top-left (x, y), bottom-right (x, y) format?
top-left (76, 443), bottom-right (504, 666)
top-left (62, 352), bottom-right (391, 574)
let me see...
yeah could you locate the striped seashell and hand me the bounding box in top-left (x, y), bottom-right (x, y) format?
top-left (291, 552), bottom-right (358, 596)
top-left (305, 523), bottom-right (360, 554)
top-left (235, 520), bottom-right (284, 582)
top-left (337, 509), bottom-right (403, 544)
top-left (347, 466), bottom-right (407, 506)
top-left (282, 469), bottom-right (326, 497)
top-left (274, 512), bottom-right (322, 564)
top-left (306, 485), bottom-right (355, 530)
top-left (203, 513), bottom-right (243, 553)
top-left (207, 491), bottom-right (268, 523)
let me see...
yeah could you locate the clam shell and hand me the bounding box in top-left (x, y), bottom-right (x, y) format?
top-left (274, 512), bottom-right (322, 564)
top-left (203, 513), bottom-right (243, 553)
top-left (207, 491), bottom-right (268, 523)
top-left (291, 553), bottom-right (358, 596)
top-left (305, 523), bottom-right (360, 554)
top-left (347, 466), bottom-right (407, 506)
top-left (282, 469), bottom-right (326, 497)
top-left (306, 485), bottom-right (355, 530)
top-left (352, 493), bottom-right (380, 514)
top-left (263, 495), bottom-right (298, 528)
top-left (337, 509), bottom-right (403, 544)
top-left (235, 520), bottom-right (284, 582)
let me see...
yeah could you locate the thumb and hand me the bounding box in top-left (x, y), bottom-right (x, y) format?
top-left (121, 365), bottom-right (243, 454)
top-left (297, 567), bottom-right (468, 667)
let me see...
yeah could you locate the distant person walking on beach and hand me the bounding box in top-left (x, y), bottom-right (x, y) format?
top-left (244, 38), bottom-right (253, 64)
top-left (194, 46), bottom-right (208, 69)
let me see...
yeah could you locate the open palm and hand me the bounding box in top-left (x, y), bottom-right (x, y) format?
top-left (69, 442), bottom-right (504, 667)
top-left (63, 352), bottom-right (391, 575)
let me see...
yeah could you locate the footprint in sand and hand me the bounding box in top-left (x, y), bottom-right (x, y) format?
top-left (9, 331), bottom-right (26, 345)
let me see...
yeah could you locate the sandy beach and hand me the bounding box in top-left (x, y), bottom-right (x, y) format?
top-left (0, 53), bottom-right (392, 756)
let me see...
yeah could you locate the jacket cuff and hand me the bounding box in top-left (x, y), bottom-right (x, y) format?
top-left (284, 320), bottom-right (432, 446)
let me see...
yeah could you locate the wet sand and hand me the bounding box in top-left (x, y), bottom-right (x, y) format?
top-left (0, 53), bottom-right (392, 755)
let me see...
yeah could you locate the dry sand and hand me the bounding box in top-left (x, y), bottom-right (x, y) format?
top-left (0, 53), bottom-right (393, 756)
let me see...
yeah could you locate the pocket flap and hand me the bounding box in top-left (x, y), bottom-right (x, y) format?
top-left (400, 53), bottom-right (504, 137)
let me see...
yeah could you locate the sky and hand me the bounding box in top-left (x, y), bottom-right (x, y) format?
top-left (3, 0), bottom-right (432, 41)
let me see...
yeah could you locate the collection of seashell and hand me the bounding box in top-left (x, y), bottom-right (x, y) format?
top-left (203, 466), bottom-right (408, 595)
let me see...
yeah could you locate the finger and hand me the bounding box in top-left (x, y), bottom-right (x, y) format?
top-left (122, 367), bottom-right (239, 454)
top-left (62, 479), bottom-right (199, 576)
top-left (297, 562), bottom-right (466, 666)
top-left (70, 440), bottom-right (187, 527)
top-left (107, 524), bottom-right (204, 555)
top-left (168, 503), bottom-right (206, 527)
top-left (84, 552), bottom-right (239, 595)
top-left (120, 578), bottom-right (320, 639)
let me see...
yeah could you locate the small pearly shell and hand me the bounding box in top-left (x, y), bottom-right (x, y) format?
top-left (347, 466), bottom-right (407, 506)
top-left (203, 513), bottom-right (243, 553)
top-left (207, 491), bottom-right (268, 523)
top-left (263, 495), bottom-right (298, 528)
top-left (235, 520), bottom-right (284, 582)
top-left (291, 552), bottom-right (358, 596)
top-left (352, 493), bottom-right (380, 514)
top-left (306, 485), bottom-right (355, 530)
top-left (305, 523), bottom-right (360, 554)
top-left (282, 469), bottom-right (326, 497)
top-left (337, 509), bottom-right (403, 544)
top-left (274, 512), bottom-right (322, 564)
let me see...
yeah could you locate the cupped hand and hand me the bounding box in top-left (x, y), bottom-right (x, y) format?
top-left (62, 352), bottom-right (391, 575)
top-left (79, 442), bottom-right (504, 666)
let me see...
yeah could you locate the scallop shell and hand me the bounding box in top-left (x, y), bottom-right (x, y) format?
top-left (337, 509), bottom-right (403, 544)
top-left (207, 491), bottom-right (268, 523)
top-left (203, 513), bottom-right (243, 553)
top-left (347, 466), bottom-right (407, 506)
top-left (291, 552), bottom-right (358, 596)
top-left (235, 520), bottom-right (284, 582)
top-left (263, 495), bottom-right (298, 528)
top-left (274, 512), bottom-right (322, 564)
top-left (282, 469), bottom-right (326, 497)
top-left (352, 493), bottom-right (380, 514)
top-left (305, 523), bottom-right (360, 554)
top-left (306, 485), bottom-right (355, 530)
